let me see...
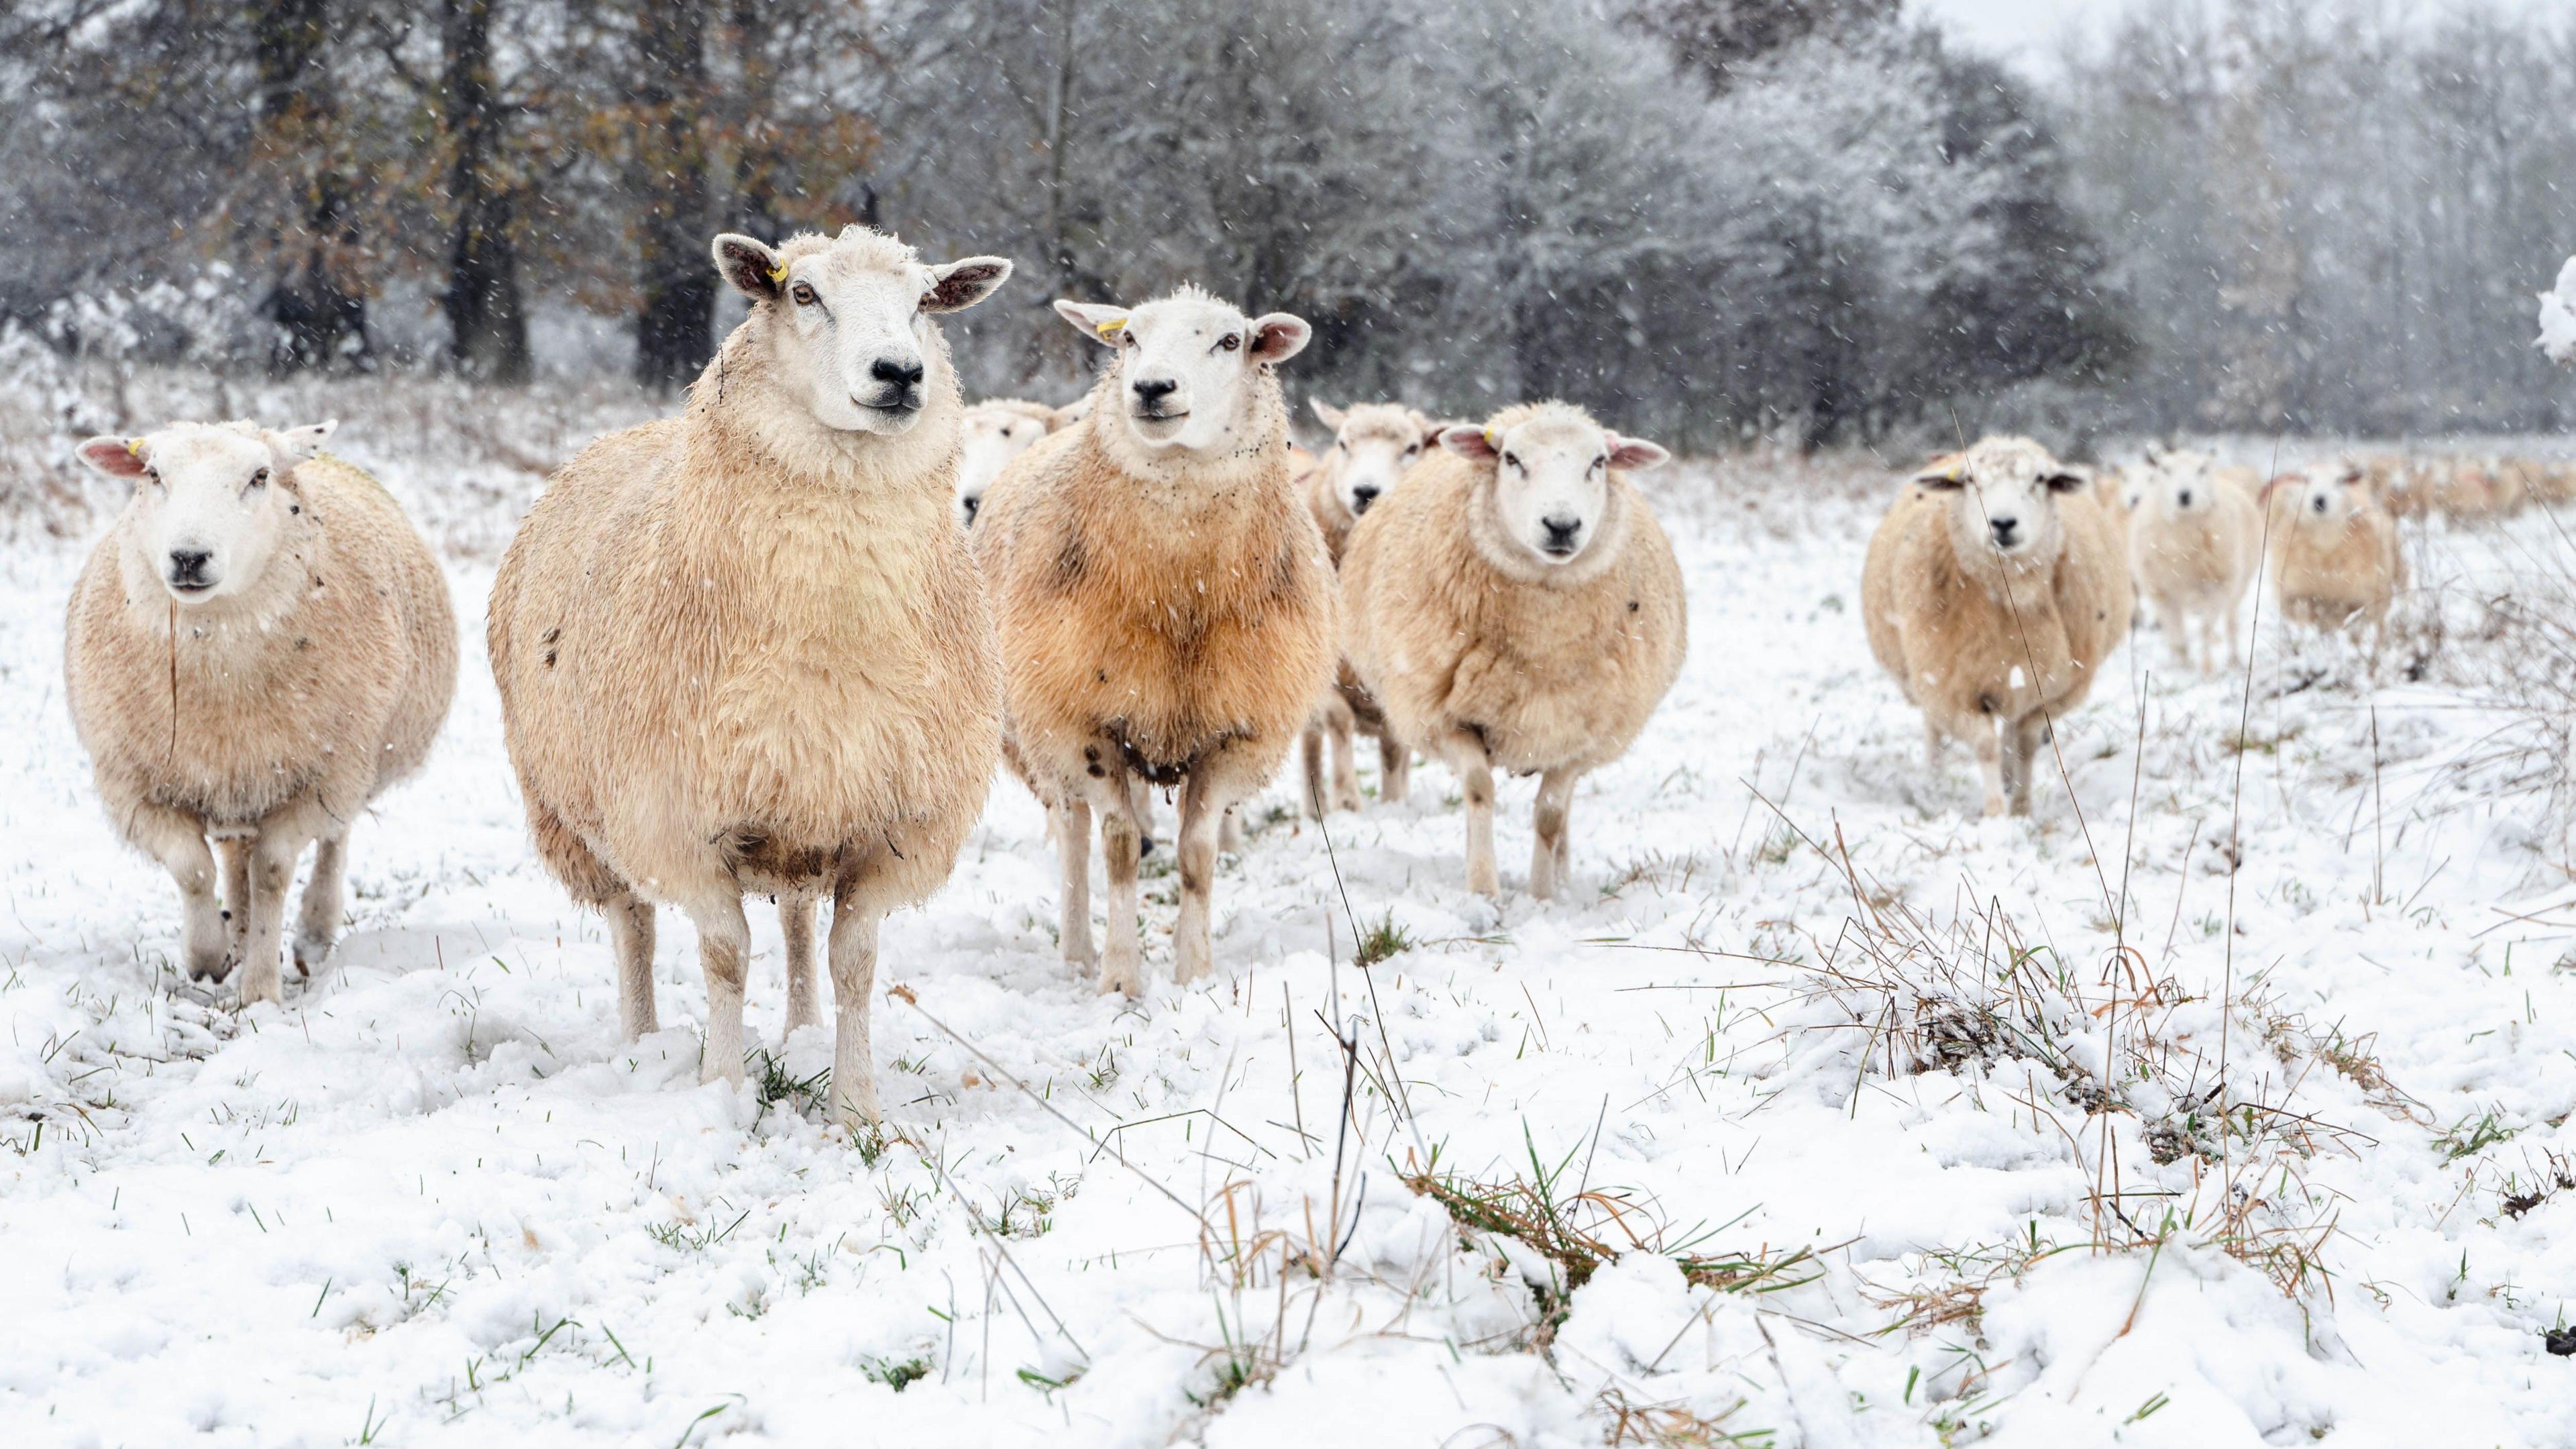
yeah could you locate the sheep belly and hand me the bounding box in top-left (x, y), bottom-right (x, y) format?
top-left (1898, 595), bottom-right (2080, 727)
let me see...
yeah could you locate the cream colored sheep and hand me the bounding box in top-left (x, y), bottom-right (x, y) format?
top-left (1862, 436), bottom-right (2131, 818)
top-left (488, 225), bottom-right (1011, 1126)
top-left (955, 398), bottom-right (1067, 529)
top-left (974, 284), bottom-right (1334, 995)
top-left (68, 421), bottom-right (456, 1004)
top-left (1298, 400), bottom-right (1446, 816)
top-left (2263, 461), bottom-right (2406, 641)
top-left (2127, 448), bottom-right (2261, 676)
top-left (1340, 402), bottom-right (1685, 899)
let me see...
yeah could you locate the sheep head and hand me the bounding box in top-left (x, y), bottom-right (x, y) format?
top-left (1440, 401), bottom-right (1667, 582)
top-left (1312, 399), bottom-right (1445, 521)
top-left (2271, 460), bottom-right (2373, 527)
top-left (2139, 447), bottom-right (2231, 521)
top-left (714, 226), bottom-right (1010, 438)
top-left (1911, 436), bottom-right (2086, 574)
top-left (955, 400), bottom-right (1055, 527)
top-left (78, 419), bottom-right (333, 607)
top-left (1055, 286), bottom-right (1309, 458)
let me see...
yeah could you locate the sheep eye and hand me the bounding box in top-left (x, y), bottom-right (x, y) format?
top-left (1216, 333), bottom-right (1242, 352)
top-left (248, 468), bottom-right (270, 490)
top-left (790, 281), bottom-right (818, 307)
top-left (1503, 452), bottom-right (1521, 470)
top-left (1403, 443), bottom-right (1418, 455)
top-left (1591, 456), bottom-right (1607, 471)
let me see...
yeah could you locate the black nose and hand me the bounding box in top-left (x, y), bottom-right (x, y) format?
top-left (1542, 515), bottom-right (1582, 549)
top-left (2177, 490), bottom-right (2193, 507)
top-left (1990, 517), bottom-right (2020, 545)
top-left (168, 548), bottom-right (211, 583)
top-left (871, 357), bottom-right (924, 388)
top-left (1351, 484), bottom-right (1380, 513)
top-left (2312, 496), bottom-right (2329, 513)
top-left (961, 495), bottom-right (981, 525)
top-left (1132, 377), bottom-right (1179, 405)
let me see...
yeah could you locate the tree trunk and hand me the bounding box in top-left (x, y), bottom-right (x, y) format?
top-left (439, 0), bottom-right (529, 383)
top-left (632, 0), bottom-right (713, 391)
top-left (251, 0), bottom-right (369, 371)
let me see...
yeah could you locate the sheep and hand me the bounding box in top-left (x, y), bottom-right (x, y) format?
top-left (488, 225), bottom-right (1012, 1126)
top-left (973, 284), bottom-right (1334, 995)
top-left (1862, 435), bottom-right (2131, 819)
top-left (2262, 460), bottom-right (2406, 643)
top-left (1297, 399), bottom-right (1447, 816)
top-left (1340, 401), bottom-right (1685, 898)
top-left (2126, 448), bottom-right (2262, 676)
top-left (955, 398), bottom-right (1067, 529)
top-left (68, 420), bottom-right (456, 1004)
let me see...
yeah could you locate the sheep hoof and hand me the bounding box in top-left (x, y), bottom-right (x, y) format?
top-left (1981, 797), bottom-right (2010, 819)
top-left (292, 933), bottom-right (334, 976)
top-left (1097, 957), bottom-right (1142, 998)
top-left (188, 948), bottom-right (233, 982)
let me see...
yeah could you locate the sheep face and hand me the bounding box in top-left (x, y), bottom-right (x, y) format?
top-left (1913, 437), bottom-right (2087, 571)
top-left (2284, 463), bottom-right (2371, 526)
top-left (1055, 288), bottom-right (1310, 456)
top-left (956, 405), bottom-right (1051, 527)
top-left (1313, 400), bottom-right (1439, 520)
top-left (2143, 449), bottom-right (2227, 521)
top-left (77, 420), bottom-right (333, 606)
top-left (714, 229), bottom-right (1011, 438)
top-left (1442, 410), bottom-right (1668, 568)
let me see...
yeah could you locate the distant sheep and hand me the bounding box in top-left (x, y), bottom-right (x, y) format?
top-left (974, 284), bottom-right (1334, 995)
top-left (2263, 460), bottom-right (2406, 641)
top-left (489, 225), bottom-right (1010, 1126)
top-left (1341, 402), bottom-right (1685, 898)
top-left (956, 398), bottom-right (1067, 529)
top-left (2127, 449), bottom-right (2261, 675)
top-left (1299, 399), bottom-right (1446, 816)
top-left (1862, 436), bottom-right (2131, 818)
top-left (68, 421), bottom-right (456, 1004)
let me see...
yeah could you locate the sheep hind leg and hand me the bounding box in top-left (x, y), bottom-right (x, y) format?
top-left (1378, 733), bottom-right (1411, 804)
top-left (217, 836), bottom-right (251, 969)
top-left (1529, 767), bottom-right (1579, 902)
top-left (1091, 774), bottom-right (1145, 998)
top-left (824, 881), bottom-right (885, 1128)
top-left (293, 833), bottom-right (347, 976)
top-left (1055, 799), bottom-right (1096, 968)
top-left (1330, 710), bottom-right (1362, 814)
top-left (681, 892), bottom-right (753, 1087)
top-left (1219, 805), bottom-right (1245, 854)
top-left (780, 892), bottom-right (820, 1036)
top-left (604, 891), bottom-right (659, 1039)
top-left (2004, 716), bottom-right (2047, 818)
top-left (1300, 722), bottom-right (1329, 820)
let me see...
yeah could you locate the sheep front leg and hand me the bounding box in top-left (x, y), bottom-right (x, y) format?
top-left (1090, 773), bottom-right (1145, 998)
top-left (1963, 714), bottom-right (2008, 818)
top-left (293, 833), bottom-right (347, 975)
top-left (825, 884), bottom-right (883, 1127)
top-left (1440, 730), bottom-right (1501, 896)
top-left (1300, 720), bottom-right (1329, 820)
top-left (131, 802), bottom-right (225, 980)
top-left (1330, 710), bottom-right (1362, 814)
top-left (604, 890), bottom-right (659, 1038)
top-left (780, 892), bottom-right (820, 1036)
top-left (1054, 799), bottom-right (1096, 967)
top-left (1173, 774), bottom-right (1230, 985)
top-left (2005, 714), bottom-right (2049, 817)
top-left (1529, 767), bottom-right (1580, 902)
top-left (237, 827), bottom-right (315, 1006)
top-left (1378, 733), bottom-right (1411, 804)
top-left (682, 893), bottom-right (752, 1087)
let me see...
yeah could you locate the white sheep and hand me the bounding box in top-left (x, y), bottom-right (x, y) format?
top-left (1862, 436), bottom-right (2131, 818)
top-left (1340, 402), bottom-right (1686, 898)
top-left (2127, 448), bottom-right (2261, 675)
top-left (68, 421), bottom-right (457, 1004)
top-left (2262, 460), bottom-right (2406, 644)
top-left (955, 398), bottom-right (1066, 529)
top-left (488, 225), bottom-right (1011, 1126)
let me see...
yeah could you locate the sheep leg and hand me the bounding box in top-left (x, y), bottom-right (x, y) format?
top-left (1968, 716), bottom-right (2008, 818)
top-left (605, 891), bottom-right (659, 1038)
top-left (780, 892), bottom-right (820, 1036)
top-left (1441, 731), bottom-right (1501, 896)
top-left (825, 884), bottom-right (883, 1127)
top-left (217, 836), bottom-right (252, 967)
top-left (1300, 721), bottom-right (1330, 820)
top-left (1923, 716), bottom-right (1946, 772)
top-left (131, 802), bottom-right (225, 980)
top-left (1173, 773), bottom-right (1229, 985)
top-left (1330, 710), bottom-right (1362, 814)
top-left (1055, 799), bottom-right (1096, 967)
top-left (1530, 767), bottom-right (1580, 902)
top-left (237, 825), bottom-right (316, 1007)
top-left (1219, 805), bottom-right (1245, 854)
top-left (1091, 773), bottom-right (1145, 998)
top-left (682, 894), bottom-right (753, 1087)
top-left (1378, 733), bottom-right (1411, 804)
top-left (2005, 716), bottom-right (2047, 817)
top-left (293, 833), bottom-right (347, 976)
top-left (1128, 775), bottom-right (1160, 858)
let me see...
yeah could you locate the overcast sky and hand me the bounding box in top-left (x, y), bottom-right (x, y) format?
top-left (1913, 0), bottom-right (2563, 71)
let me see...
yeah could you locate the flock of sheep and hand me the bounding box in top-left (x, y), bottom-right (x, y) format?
top-left (52, 223), bottom-right (2449, 1130)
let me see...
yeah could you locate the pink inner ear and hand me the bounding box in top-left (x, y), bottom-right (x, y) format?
top-left (1440, 426), bottom-right (1498, 461)
top-left (78, 438), bottom-right (148, 479)
top-left (1607, 436), bottom-right (1670, 470)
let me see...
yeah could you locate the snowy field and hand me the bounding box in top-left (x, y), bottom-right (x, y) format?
top-left (6, 394), bottom-right (2576, 1447)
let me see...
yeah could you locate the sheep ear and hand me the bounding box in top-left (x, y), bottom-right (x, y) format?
top-left (1046, 402), bottom-right (1085, 432)
top-left (924, 256), bottom-right (1012, 314)
top-left (1311, 399), bottom-right (1348, 432)
top-left (1912, 455), bottom-right (1967, 490)
top-left (77, 435), bottom-right (150, 480)
top-left (1421, 417), bottom-right (1462, 448)
top-left (1248, 313), bottom-right (1310, 364)
top-left (1440, 425), bottom-right (1500, 462)
top-left (1054, 300), bottom-right (1131, 348)
top-left (274, 420), bottom-right (337, 461)
top-left (2141, 443), bottom-right (2163, 466)
top-left (1605, 433), bottom-right (1670, 472)
top-left (713, 233), bottom-right (783, 302)
top-left (2041, 470), bottom-right (2086, 494)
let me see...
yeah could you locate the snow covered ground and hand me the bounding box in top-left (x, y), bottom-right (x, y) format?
top-left (5, 400), bottom-right (2576, 1448)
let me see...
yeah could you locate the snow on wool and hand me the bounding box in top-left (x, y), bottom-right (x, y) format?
top-left (3, 436), bottom-right (2576, 1447)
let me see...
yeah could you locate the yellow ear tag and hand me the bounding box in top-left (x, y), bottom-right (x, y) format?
top-left (767, 264), bottom-right (788, 284)
top-left (124, 439), bottom-right (143, 457)
top-left (1097, 317), bottom-right (1126, 337)
top-left (1483, 429), bottom-right (1498, 448)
